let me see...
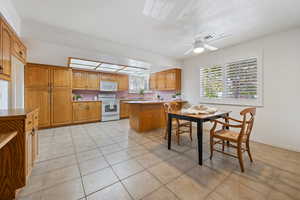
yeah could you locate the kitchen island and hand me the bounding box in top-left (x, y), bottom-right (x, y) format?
top-left (126, 100), bottom-right (186, 133)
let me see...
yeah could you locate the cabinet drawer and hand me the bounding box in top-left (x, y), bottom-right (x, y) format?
top-left (25, 113), bottom-right (34, 132)
top-left (13, 37), bottom-right (27, 62)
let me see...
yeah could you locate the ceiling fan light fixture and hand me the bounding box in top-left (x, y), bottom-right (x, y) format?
top-left (193, 47), bottom-right (204, 54)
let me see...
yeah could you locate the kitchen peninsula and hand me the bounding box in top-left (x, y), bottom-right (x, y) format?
top-left (126, 100), bottom-right (186, 132)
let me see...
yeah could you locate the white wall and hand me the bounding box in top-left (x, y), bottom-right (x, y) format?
top-left (182, 27), bottom-right (300, 152)
top-left (0, 0), bottom-right (21, 34)
top-left (21, 21), bottom-right (181, 71)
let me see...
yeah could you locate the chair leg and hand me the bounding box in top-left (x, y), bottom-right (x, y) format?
top-left (222, 140), bottom-right (225, 152)
top-left (189, 123), bottom-right (193, 141)
top-left (237, 143), bottom-right (245, 172)
top-left (210, 137), bottom-right (214, 160)
top-left (246, 141), bottom-right (253, 162)
top-left (176, 128), bottom-right (180, 145)
top-left (164, 128), bottom-right (167, 140)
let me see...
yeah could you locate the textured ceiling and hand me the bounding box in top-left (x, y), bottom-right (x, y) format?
top-left (12, 0), bottom-right (300, 59)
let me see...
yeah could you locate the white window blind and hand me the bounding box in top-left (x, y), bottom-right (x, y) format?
top-left (200, 58), bottom-right (262, 106)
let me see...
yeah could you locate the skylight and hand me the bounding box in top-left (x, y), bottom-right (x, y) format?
top-left (68, 57), bottom-right (150, 75)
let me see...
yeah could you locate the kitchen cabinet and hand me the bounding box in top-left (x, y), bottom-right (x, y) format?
top-left (0, 20), bottom-right (13, 80)
top-left (100, 73), bottom-right (116, 81)
top-left (87, 72), bottom-right (99, 90)
top-left (73, 101), bottom-right (101, 123)
top-left (25, 64), bottom-right (73, 128)
top-left (156, 71), bottom-right (166, 90)
top-left (72, 70), bottom-right (99, 90)
top-left (72, 70), bottom-right (86, 89)
top-left (149, 73), bottom-right (157, 90)
top-left (12, 36), bottom-right (26, 63)
top-left (51, 88), bottom-right (72, 126)
top-left (117, 74), bottom-right (129, 91)
top-left (25, 87), bottom-right (51, 128)
top-left (52, 68), bottom-right (72, 88)
top-left (120, 101), bottom-right (129, 118)
top-left (150, 68), bottom-right (181, 91)
top-left (0, 109), bottom-right (39, 199)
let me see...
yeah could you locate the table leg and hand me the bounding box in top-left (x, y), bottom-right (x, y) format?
top-left (197, 121), bottom-right (203, 165)
top-left (167, 114), bottom-right (172, 150)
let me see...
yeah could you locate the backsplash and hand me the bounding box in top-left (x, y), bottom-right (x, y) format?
top-left (72, 90), bottom-right (180, 101)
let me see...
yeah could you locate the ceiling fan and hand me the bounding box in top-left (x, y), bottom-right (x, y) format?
top-left (184, 37), bottom-right (218, 55)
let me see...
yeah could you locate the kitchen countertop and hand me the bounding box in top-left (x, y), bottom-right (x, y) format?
top-left (72, 100), bottom-right (102, 103)
top-left (0, 108), bottom-right (37, 119)
top-left (124, 100), bottom-right (187, 104)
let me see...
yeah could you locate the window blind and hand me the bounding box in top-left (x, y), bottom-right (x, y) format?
top-left (224, 58), bottom-right (257, 99)
top-left (200, 58), bottom-right (261, 106)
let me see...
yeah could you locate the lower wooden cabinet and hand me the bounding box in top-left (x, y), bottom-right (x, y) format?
top-left (120, 102), bottom-right (129, 118)
top-left (73, 102), bottom-right (101, 123)
top-left (51, 88), bottom-right (72, 126)
top-left (25, 87), bottom-right (51, 128)
top-left (0, 108), bottom-right (39, 199)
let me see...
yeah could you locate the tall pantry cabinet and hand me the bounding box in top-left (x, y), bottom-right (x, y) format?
top-left (25, 63), bottom-right (72, 128)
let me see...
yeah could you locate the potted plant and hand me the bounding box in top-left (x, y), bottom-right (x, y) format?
top-left (175, 92), bottom-right (181, 99)
top-left (139, 89), bottom-right (145, 96)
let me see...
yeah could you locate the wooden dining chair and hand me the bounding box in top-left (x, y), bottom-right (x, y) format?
top-left (163, 102), bottom-right (192, 145)
top-left (209, 107), bottom-right (256, 172)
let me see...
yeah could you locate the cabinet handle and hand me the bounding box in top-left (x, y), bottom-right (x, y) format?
top-left (19, 51), bottom-right (23, 55)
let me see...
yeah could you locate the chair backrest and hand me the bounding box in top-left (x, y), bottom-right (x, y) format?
top-left (163, 102), bottom-right (179, 123)
top-left (239, 107), bottom-right (256, 142)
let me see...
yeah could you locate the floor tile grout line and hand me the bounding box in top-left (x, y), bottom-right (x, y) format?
top-left (85, 125), bottom-right (135, 200)
top-left (71, 126), bottom-right (89, 199)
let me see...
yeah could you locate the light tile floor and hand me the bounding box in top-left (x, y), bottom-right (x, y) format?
top-left (17, 119), bottom-right (300, 200)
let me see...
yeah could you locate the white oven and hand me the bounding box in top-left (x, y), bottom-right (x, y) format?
top-left (100, 81), bottom-right (118, 92)
top-left (99, 94), bottom-right (120, 121)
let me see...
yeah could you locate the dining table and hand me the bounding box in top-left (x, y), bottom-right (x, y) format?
top-left (167, 110), bottom-right (231, 165)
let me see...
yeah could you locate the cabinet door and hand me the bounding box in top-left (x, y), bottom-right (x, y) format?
top-left (156, 72), bottom-right (166, 90)
top-left (25, 64), bottom-right (51, 88)
top-left (149, 73), bottom-right (157, 90)
top-left (87, 102), bottom-right (101, 121)
top-left (165, 70), bottom-right (176, 90)
top-left (73, 102), bottom-right (89, 123)
top-left (25, 88), bottom-right (51, 128)
top-left (72, 71), bottom-right (87, 89)
top-left (87, 72), bottom-right (99, 90)
top-left (120, 102), bottom-right (129, 118)
top-left (52, 68), bottom-right (72, 88)
top-left (100, 73), bottom-right (116, 81)
top-left (118, 74), bottom-right (129, 91)
top-left (1, 22), bottom-right (12, 77)
top-left (52, 88), bottom-right (72, 126)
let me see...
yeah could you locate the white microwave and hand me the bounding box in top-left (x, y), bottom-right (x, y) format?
top-left (100, 81), bottom-right (118, 91)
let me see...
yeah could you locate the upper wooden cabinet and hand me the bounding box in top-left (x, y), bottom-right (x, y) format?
top-left (87, 72), bottom-right (99, 90)
top-left (100, 73), bottom-right (116, 81)
top-left (0, 21), bottom-right (13, 80)
top-left (117, 74), bottom-right (129, 91)
top-left (52, 68), bottom-right (72, 88)
top-left (151, 68), bottom-right (181, 91)
top-left (12, 36), bottom-right (27, 63)
top-left (0, 16), bottom-right (27, 81)
top-left (25, 64), bottom-right (51, 88)
top-left (72, 70), bottom-right (99, 90)
top-left (149, 73), bottom-right (157, 90)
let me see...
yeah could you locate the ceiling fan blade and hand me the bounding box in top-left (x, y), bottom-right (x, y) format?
top-left (184, 48), bottom-right (193, 55)
top-left (204, 44), bottom-right (218, 51)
